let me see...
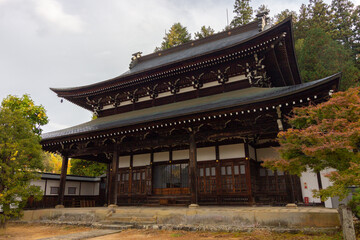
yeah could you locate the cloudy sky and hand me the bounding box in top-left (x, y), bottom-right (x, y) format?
top-left (1, 0), bottom-right (359, 134)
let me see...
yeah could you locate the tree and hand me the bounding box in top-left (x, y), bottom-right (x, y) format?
top-left (42, 152), bottom-right (67, 174)
top-left (1, 94), bottom-right (48, 136)
top-left (70, 159), bottom-right (106, 177)
top-left (263, 87), bottom-right (360, 203)
top-left (194, 26), bottom-right (215, 39)
top-left (155, 23), bottom-right (191, 51)
top-left (294, 1), bottom-right (333, 40)
top-left (274, 9), bottom-right (297, 24)
top-left (295, 28), bottom-right (360, 90)
top-left (331, 0), bottom-right (355, 47)
top-left (0, 108), bottom-right (44, 228)
top-left (254, 4), bottom-right (270, 18)
top-left (230, 0), bottom-right (253, 28)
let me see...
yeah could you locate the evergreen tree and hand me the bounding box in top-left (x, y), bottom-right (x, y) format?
top-left (194, 26), bottom-right (215, 39)
top-left (155, 23), bottom-right (191, 51)
top-left (351, 5), bottom-right (360, 68)
top-left (274, 9), bottom-right (298, 24)
top-left (254, 4), bottom-right (270, 18)
top-left (296, 28), bottom-right (360, 90)
top-left (331, 0), bottom-right (355, 47)
top-left (230, 0), bottom-right (253, 28)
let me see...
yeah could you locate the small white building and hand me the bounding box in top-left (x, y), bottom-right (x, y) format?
top-left (28, 173), bottom-right (103, 208)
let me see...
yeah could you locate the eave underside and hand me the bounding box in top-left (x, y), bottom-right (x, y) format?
top-left (41, 73), bottom-right (340, 162)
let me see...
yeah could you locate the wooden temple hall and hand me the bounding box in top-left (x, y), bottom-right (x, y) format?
top-left (41, 14), bottom-right (340, 207)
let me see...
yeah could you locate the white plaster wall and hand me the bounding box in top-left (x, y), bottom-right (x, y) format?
top-left (30, 179), bottom-right (46, 194)
top-left (173, 149), bottom-right (189, 160)
top-left (46, 180), bottom-right (60, 196)
top-left (320, 168), bottom-right (335, 208)
top-left (219, 144), bottom-right (245, 159)
top-left (300, 169), bottom-right (321, 203)
top-left (154, 151), bottom-right (169, 162)
top-left (256, 147), bottom-right (279, 162)
top-left (93, 182), bottom-right (100, 195)
top-left (249, 145), bottom-right (256, 160)
top-left (119, 156), bottom-right (130, 168)
top-left (64, 181), bottom-right (80, 195)
top-left (133, 153), bottom-right (150, 166)
top-left (80, 182), bottom-right (95, 195)
top-left (197, 147), bottom-right (216, 161)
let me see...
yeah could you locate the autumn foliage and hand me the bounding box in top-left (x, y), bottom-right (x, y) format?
top-left (263, 87), bottom-right (360, 201)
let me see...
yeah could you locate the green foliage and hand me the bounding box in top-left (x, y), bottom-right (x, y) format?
top-left (263, 87), bottom-right (360, 201)
top-left (230, 0), bottom-right (253, 28)
top-left (1, 94), bottom-right (48, 136)
top-left (254, 4), bottom-right (270, 18)
top-left (295, 28), bottom-right (360, 90)
top-left (41, 151), bottom-right (67, 174)
top-left (194, 26), bottom-right (215, 40)
top-left (274, 9), bottom-right (297, 24)
top-left (0, 108), bottom-right (44, 227)
top-left (348, 188), bottom-right (360, 219)
top-left (70, 159), bottom-right (106, 177)
top-left (155, 23), bottom-right (191, 51)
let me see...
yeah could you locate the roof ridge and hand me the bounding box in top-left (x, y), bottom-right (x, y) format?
top-left (138, 20), bottom-right (259, 63)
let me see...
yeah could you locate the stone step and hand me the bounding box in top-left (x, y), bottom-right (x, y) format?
top-left (92, 222), bottom-right (133, 230)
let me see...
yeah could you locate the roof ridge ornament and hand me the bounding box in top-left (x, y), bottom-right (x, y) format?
top-left (256, 11), bottom-right (270, 32)
top-left (129, 51), bottom-right (142, 69)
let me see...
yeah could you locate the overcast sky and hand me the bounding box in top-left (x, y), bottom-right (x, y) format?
top-left (1, 0), bottom-right (359, 134)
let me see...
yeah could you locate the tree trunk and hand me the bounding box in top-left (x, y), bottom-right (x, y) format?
top-left (0, 213), bottom-right (6, 229)
top-left (338, 205), bottom-right (356, 240)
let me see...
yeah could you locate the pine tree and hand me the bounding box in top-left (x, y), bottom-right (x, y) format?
top-left (230, 0), bottom-right (253, 28)
top-left (331, 0), bottom-right (355, 47)
top-left (194, 26), bottom-right (215, 39)
top-left (274, 9), bottom-right (298, 24)
top-left (155, 23), bottom-right (191, 51)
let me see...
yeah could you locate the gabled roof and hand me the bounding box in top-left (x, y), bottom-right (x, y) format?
top-left (50, 17), bottom-right (297, 98)
top-left (39, 172), bottom-right (101, 182)
top-left (42, 73), bottom-right (340, 141)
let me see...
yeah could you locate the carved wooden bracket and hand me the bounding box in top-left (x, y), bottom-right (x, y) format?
top-left (187, 73), bottom-right (204, 89)
top-left (86, 97), bottom-right (103, 114)
top-left (243, 54), bottom-right (271, 88)
top-left (167, 79), bottom-right (180, 94)
top-left (211, 67), bottom-right (230, 84)
top-left (146, 84), bottom-right (159, 99)
top-left (127, 89), bottom-right (139, 103)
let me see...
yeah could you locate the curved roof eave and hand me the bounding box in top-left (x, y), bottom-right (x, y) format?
top-left (42, 72), bottom-right (341, 142)
top-left (50, 17), bottom-right (293, 96)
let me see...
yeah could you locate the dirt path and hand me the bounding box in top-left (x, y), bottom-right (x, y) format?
top-left (0, 223), bottom-right (344, 240)
top-left (0, 223), bottom-right (91, 240)
top-left (88, 228), bottom-right (342, 240)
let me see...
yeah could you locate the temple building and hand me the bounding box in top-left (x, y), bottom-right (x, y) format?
top-left (41, 14), bottom-right (340, 207)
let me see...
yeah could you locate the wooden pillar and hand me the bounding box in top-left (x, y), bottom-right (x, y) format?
top-left (244, 143), bottom-right (254, 204)
top-left (106, 163), bottom-right (111, 205)
top-left (109, 148), bottom-right (119, 205)
top-left (215, 144), bottom-right (222, 203)
top-left (128, 154), bottom-right (133, 203)
top-left (58, 154), bottom-right (68, 206)
top-left (189, 131), bottom-right (198, 205)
